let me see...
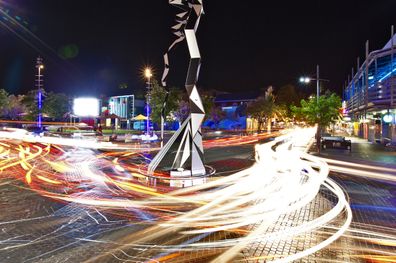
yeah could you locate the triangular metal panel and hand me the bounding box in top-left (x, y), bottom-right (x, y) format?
top-left (180, 131), bottom-right (191, 168)
top-left (190, 113), bottom-right (205, 137)
top-left (185, 58), bottom-right (201, 86)
top-left (148, 116), bottom-right (191, 174)
top-left (191, 143), bottom-right (205, 175)
top-left (172, 123), bottom-right (191, 168)
top-left (177, 11), bottom-right (188, 18)
top-left (193, 4), bottom-right (201, 16)
top-left (189, 86), bottom-right (205, 113)
top-left (172, 23), bottom-right (183, 30)
top-left (193, 130), bottom-right (204, 152)
top-left (169, 0), bottom-right (184, 5)
top-left (185, 29), bottom-right (201, 59)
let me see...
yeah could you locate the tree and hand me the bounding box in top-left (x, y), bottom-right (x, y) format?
top-left (273, 104), bottom-right (290, 124)
top-left (201, 93), bottom-right (215, 117)
top-left (173, 100), bottom-right (190, 125)
top-left (2, 95), bottom-right (25, 120)
top-left (276, 84), bottom-right (301, 105)
top-left (291, 93), bottom-right (342, 151)
top-left (21, 89), bottom-right (44, 121)
top-left (207, 106), bottom-right (226, 129)
top-left (21, 90), bottom-right (69, 121)
top-left (275, 84), bottom-right (304, 120)
top-left (0, 89), bottom-right (9, 118)
top-left (247, 87), bottom-right (276, 131)
top-left (43, 92), bottom-right (70, 120)
top-left (147, 79), bottom-right (182, 124)
top-left (200, 93), bottom-right (227, 128)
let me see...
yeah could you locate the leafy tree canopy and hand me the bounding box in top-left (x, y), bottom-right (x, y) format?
top-left (20, 89), bottom-right (70, 121)
top-left (291, 93), bottom-right (342, 127)
top-left (2, 94), bottom-right (25, 120)
top-left (0, 89), bottom-right (9, 111)
top-left (21, 89), bottom-right (45, 121)
top-left (275, 84), bottom-right (303, 107)
top-left (43, 92), bottom-right (70, 120)
top-left (246, 87), bottom-right (277, 131)
top-left (148, 79), bottom-right (183, 124)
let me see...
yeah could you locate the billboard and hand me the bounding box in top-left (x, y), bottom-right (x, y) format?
top-left (73, 98), bottom-right (99, 117)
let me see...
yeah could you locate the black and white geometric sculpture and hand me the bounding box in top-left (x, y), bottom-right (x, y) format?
top-left (148, 0), bottom-right (206, 176)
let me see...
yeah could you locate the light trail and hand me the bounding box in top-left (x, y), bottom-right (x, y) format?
top-left (320, 157), bottom-right (396, 173)
top-left (317, 156), bottom-right (396, 183)
top-left (1, 127), bottom-right (393, 261)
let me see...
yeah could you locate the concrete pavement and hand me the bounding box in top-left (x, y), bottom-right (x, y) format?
top-left (309, 134), bottom-right (396, 262)
top-left (315, 135), bottom-right (396, 167)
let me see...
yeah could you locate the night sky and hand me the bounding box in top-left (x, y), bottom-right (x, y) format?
top-left (1, 0), bottom-right (396, 97)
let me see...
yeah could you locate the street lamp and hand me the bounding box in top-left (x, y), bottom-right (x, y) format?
top-left (299, 65), bottom-right (324, 104)
top-left (144, 67), bottom-right (152, 137)
top-left (299, 77), bottom-right (311, 84)
top-left (144, 68), bottom-right (152, 79)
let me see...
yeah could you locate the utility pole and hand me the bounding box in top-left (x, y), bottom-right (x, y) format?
top-left (35, 57), bottom-right (44, 129)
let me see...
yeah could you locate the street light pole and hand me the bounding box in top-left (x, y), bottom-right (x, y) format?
top-left (144, 68), bottom-right (152, 137)
top-left (316, 64), bottom-right (321, 151)
top-left (160, 91), bottom-right (168, 148)
top-left (299, 65), bottom-right (329, 152)
top-left (35, 57), bottom-right (44, 129)
top-left (316, 64), bottom-right (320, 103)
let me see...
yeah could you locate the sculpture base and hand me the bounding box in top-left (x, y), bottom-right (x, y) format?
top-left (168, 166), bottom-right (215, 188)
top-left (170, 168), bottom-right (206, 177)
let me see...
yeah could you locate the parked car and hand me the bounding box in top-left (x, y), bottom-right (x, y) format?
top-left (321, 136), bottom-right (351, 151)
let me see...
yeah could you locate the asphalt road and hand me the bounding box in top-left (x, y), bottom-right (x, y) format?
top-left (0, 133), bottom-right (395, 262)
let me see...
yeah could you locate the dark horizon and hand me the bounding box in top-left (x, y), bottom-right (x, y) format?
top-left (1, 0), bottom-right (396, 98)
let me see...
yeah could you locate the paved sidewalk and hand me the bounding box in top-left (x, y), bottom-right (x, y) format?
top-left (308, 133), bottom-right (396, 263)
top-left (310, 134), bottom-right (396, 168)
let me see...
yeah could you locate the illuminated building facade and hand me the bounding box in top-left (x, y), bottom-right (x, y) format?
top-left (108, 95), bottom-right (135, 119)
top-left (106, 95), bottom-right (145, 129)
top-left (344, 29), bottom-right (396, 144)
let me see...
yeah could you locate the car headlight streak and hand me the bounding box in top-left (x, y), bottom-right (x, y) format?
top-left (0, 128), bottom-right (354, 262)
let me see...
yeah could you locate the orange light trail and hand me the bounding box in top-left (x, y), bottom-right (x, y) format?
top-left (0, 128), bottom-right (393, 262)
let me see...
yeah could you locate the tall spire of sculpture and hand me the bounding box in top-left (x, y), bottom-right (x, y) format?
top-left (148, 0), bottom-right (206, 176)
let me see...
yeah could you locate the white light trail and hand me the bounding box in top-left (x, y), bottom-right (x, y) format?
top-left (0, 127), bottom-right (355, 262)
top-left (81, 128), bottom-right (352, 262)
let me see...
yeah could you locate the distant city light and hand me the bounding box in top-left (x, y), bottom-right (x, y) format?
top-left (73, 98), bottom-right (99, 117)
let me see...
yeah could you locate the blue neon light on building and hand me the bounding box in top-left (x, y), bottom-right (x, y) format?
top-left (344, 33), bottom-right (396, 115)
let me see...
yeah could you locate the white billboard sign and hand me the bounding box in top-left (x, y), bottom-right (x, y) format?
top-left (73, 98), bottom-right (99, 117)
